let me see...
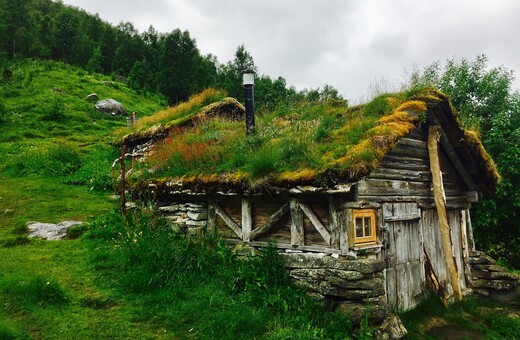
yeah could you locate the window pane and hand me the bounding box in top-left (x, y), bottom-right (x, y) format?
top-left (356, 217), bottom-right (363, 237)
top-left (364, 217), bottom-right (372, 236)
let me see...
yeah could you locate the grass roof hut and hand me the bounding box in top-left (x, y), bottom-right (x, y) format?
top-left (117, 87), bottom-right (501, 315)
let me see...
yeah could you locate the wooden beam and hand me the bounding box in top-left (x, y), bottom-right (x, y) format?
top-left (213, 203), bottom-right (242, 239)
top-left (427, 112), bottom-right (477, 191)
top-left (249, 203), bottom-right (289, 240)
top-left (328, 198), bottom-right (340, 249)
top-left (428, 125), bottom-right (463, 302)
top-left (384, 213), bottom-right (421, 222)
top-left (226, 240), bottom-right (342, 254)
top-left (300, 203), bottom-right (331, 246)
top-left (207, 201), bottom-right (217, 235)
top-left (241, 198), bottom-right (252, 242)
top-left (290, 199), bottom-right (304, 246)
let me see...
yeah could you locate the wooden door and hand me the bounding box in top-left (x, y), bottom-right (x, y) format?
top-left (383, 202), bottom-right (424, 310)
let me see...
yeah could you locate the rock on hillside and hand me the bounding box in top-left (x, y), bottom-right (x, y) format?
top-left (95, 99), bottom-right (127, 116)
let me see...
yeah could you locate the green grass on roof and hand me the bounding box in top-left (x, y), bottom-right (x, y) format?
top-left (124, 88), bottom-right (445, 190)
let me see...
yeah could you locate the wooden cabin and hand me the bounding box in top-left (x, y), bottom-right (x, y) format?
top-left (119, 88), bottom-right (500, 314)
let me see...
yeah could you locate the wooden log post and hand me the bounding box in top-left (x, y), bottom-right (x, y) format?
top-left (241, 198), bottom-right (252, 242)
top-left (290, 199), bottom-right (304, 246)
top-left (428, 125), bottom-right (463, 302)
top-left (120, 145), bottom-right (127, 216)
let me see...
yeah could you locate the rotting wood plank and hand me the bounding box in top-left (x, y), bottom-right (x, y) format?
top-left (249, 203), bottom-right (289, 240)
top-left (290, 199), bottom-right (304, 246)
top-left (241, 198), bottom-right (252, 242)
top-left (300, 203), bottom-right (331, 246)
top-left (428, 125), bottom-right (462, 302)
top-left (214, 203), bottom-right (243, 239)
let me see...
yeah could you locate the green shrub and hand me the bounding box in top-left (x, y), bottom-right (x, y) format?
top-left (66, 145), bottom-right (117, 190)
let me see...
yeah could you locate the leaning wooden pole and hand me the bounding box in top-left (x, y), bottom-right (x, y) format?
top-left (427, 125), bottom-right (463, 302)
top-left (120, 145), bottom-right (127, 216)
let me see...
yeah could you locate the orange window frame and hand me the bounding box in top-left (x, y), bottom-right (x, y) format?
top-left (353, 209), bottom-right (377, 245)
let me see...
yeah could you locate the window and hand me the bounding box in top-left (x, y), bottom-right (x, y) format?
top-left (353, 209), bottom-right (377, 245)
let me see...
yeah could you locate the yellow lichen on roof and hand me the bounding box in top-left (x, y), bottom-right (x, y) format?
top-left (122, 87), bottom-right (498, 193)
top-left (463, 130), bottom-right (500, 188)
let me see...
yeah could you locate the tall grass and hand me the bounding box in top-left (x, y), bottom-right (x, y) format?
top-left (0, 274), bottom-right (68, 310)
top-left (84, 209), bottom-right (357, 338)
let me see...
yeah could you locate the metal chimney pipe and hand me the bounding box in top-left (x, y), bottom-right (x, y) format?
top-left (242, 69), bottom-right (255, 134)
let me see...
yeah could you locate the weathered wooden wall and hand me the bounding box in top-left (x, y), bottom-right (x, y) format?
top-left (357, 126), bottom-right (472, 209)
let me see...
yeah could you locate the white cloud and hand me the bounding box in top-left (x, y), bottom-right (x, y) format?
top-left (63, 0), bottom-right (520, 102)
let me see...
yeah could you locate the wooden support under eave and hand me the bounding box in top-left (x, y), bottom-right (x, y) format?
top-left (290, 199), bottom-right (304, 246)
top-left (328, 197), bottom-right (340, 249)
top-left (241, 198), bottom-right (252, 242)
top-left (428, 125), bottom-right (463, 302)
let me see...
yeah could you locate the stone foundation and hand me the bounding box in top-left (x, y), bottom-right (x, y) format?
top-left (157, 201), bottom-right (208, 236)
top-left (281, 252), bottom-right (388, 323)
top-left (155, 201), bottom-right (390, 323)
top-left (469, 250), bottom-right (520, 301)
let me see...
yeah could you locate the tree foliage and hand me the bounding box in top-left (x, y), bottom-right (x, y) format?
top-left (409, 55), bottom-right (520, 267)
top-left (0, 0), bottom-right (345, 108)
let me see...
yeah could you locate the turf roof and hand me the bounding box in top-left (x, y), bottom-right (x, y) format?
top-left (119, 88), bottom-right (499, 194)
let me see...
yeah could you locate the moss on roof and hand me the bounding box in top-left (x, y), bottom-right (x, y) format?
top-left (120, 87), bottom-right (499, 194)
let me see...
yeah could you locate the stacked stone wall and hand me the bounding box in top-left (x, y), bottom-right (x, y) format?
top-left (157, 202), bottom-right (208, 236)
top-left (469, 250), bottom-right (520, 301)
top-left (281, 253), bottom-right (388, 323)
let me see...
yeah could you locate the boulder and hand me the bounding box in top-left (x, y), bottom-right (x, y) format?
top-left (86, 93), bottom-right (98, 102)
top-left (374, 314), bottom-right (408, 339)
top-left (336, 301), bottom-right (389, 324)
top-left (95, 99), bottom-right (127, 116)
top-left (27, 221), bottom-right (86, 240)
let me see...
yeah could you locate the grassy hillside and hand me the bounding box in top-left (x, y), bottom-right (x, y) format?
top-left (0, 59), bottom-right (165, 179)
top-left (0, 60), bottom-right (518, 339)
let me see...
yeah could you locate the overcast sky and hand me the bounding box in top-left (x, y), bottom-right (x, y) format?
top-left (62, 0), bottom-right (520, 103)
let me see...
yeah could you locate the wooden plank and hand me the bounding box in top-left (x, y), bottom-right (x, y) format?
top-left (428, 125), bottom-right (462, 302)
top-left (214, 203), bottom-right (242, 239)
top-left (384, 213), bottom-right (421, 222)
top-left (398, 137), bottom-right (428, 149)
top-left (357, 195), bottom-right (470, 210)
top-left (290, 199), bottom-right (304, 246)
top-left (428, 111), bottom-right (477, 191)
top-left (338, 208), bottom-right (348, 254)
top-left (246, 241), bottom-right (342, 254)
top-left (207, 201), bottom-right (217, 235)
top-left (328, 198), bottom-right (340, 249)
top-left (241, 198), bottom-right (252, 242)
top-left (300, 203), bottom-right (331, 246)
top-left (460, 210), bottom-right (473, 288)
top-left (465, 209), bottom-right (476, 251)
top-left (249, 203), bottom-right (289, 240)
top-left (369, 168), bottom-right (432, 182)
top-left (449, 210), bottom-right (465, 289)
top-left (345, 208), bottom-right (354, 248)
top-left (357, 178), bottom-right (433, 197)
top-left (379, 154), bottom-right (431, 171)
